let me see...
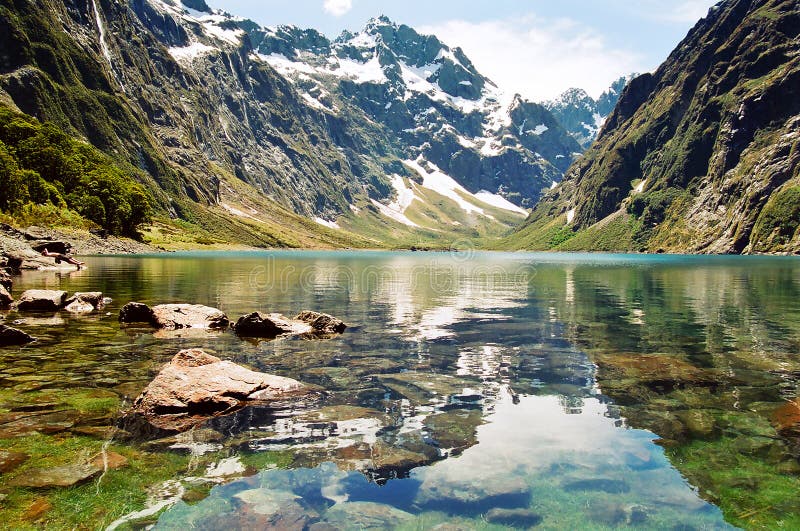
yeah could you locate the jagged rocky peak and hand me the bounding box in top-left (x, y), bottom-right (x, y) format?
top-left (252, 25), bottom-right (332, 58)
top-left (544, 74), bottom-right (635, 148)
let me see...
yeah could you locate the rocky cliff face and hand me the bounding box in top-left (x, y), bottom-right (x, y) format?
top-left (506, 0), bottom-right (800, 254)
top-left (543, 76), bottom-right (633, 149)
top-left (0, 0), bottom-right (582, 245)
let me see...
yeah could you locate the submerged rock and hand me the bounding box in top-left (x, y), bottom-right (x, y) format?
top-left (234, 312), bottom-right (311, 338)
top-left (0, 449), bottom-right (29, 474)
top-left (485, 508), bottom-right (543, 528)
top-left (294, 311), bottom-right (347, 335)
top-left (8, 451), bottom-right (127, 488)
top-left (64, 292), bottom-right (104, 313)
top-left (13, 290), bottom-right (67, 311)
top-left (322, 501), bottom-right (414, 529)
top-left (119, 302), bottom-right (229, 330)
top-left (0, 325), bottom-right (35, 346)
top-left (120, 349), bottom-right (320, 436)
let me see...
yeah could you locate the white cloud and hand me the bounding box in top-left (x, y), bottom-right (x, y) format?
top-left (420, 14), bottom-right (644, 102)
top-left (323, 0), bottom-right (353, 17)
top-left (633, 0), bottom-right (719, 23)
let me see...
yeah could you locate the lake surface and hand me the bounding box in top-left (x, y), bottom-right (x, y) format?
top-left (3, 251), bottom-right (800, 529)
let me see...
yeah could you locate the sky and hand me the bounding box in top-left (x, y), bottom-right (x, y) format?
top-left (207, 0), bottom-right (720, 101)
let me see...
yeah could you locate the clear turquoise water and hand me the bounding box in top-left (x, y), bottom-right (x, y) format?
top-left (6, 251), bottom-right (800, 529)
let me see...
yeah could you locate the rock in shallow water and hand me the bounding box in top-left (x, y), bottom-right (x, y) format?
top-left (234, 311), bottom-right (347, 338)
top-left (233, 312), bottom-right (312, 338)
top-left (294, 311), bottom-right (347, 335)
top-left (0, 325), bottom-right (35, 346)
top-left (119, 302), bottom-right (228, 329)
top-left (120, 349), bottom-right (320, 436)
top-left (118, 302), bottom-right (154, 323)
top-left (13, 290), bottom-right (67, 311)
top-left (64, 292), bottom-right (104, 313)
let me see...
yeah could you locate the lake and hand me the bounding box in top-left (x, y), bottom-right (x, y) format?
top-left (2, 251), bottom-right (800, 529)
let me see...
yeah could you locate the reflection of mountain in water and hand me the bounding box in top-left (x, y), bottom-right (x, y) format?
top-left (536, 258), bottom-right (800, 528)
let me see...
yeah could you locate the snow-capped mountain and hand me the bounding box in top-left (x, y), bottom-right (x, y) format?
top-left (248, 15), bottom-right (582, 212)
top-left (544, 76), bottom-right (635, 148)
top-left (0, 0), bottom-right (584, 245)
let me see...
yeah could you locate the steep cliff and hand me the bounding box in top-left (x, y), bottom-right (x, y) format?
top-left (505, 0), bottom-right (800, 254)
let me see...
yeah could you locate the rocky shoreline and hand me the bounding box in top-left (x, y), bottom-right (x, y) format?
top-left (0, 224), bottom-right (163, 261)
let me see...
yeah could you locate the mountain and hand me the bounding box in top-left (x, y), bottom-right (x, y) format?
top-left (0, 0), bottom-right (581, 248)
top-left (503, 0), bottom-right (800, 254)
top-left (543, 75), bottom-right (634, 148)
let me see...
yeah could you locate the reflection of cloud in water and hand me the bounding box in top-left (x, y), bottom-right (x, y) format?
top-left (373, 263), bottom-right (528, 342)
top-left (414, 390), bottom-right (723, 515)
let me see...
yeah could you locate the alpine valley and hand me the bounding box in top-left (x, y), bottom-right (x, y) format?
top-left (0, 0), bottom-right (628, 250)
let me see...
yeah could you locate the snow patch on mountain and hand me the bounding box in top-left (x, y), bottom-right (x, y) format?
top-left (474, 191), bottom-right (528, 215)
top-left (170, 42), bottom-right (216, 63)
top-left (405, 158), bottom-right (486, 216)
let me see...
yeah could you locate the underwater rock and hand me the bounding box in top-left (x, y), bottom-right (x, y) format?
top-left (485, 508), bottom-right (543, 528)
top-left (13, 290), bottom-right (67, 311)
top-left (233, 312), bottom-right (312, 338)
top-left (0, 449), bottom-right (29, 474)
top-left (0, 409), bottom-right (78, 438)
top-left (294, 311), bottom-right (347, 335)
top-left (0, 325), bottom-right (34, 346)
top-left (675, 409), bottom-right (719, 440)
top-left (322, 501), bottom-right (414, 529)
top-left (119, 302), bottom-right (228, 330)
top-left (120, 349), bottom-right (320, 436)
top-left (63, 292), bottom-right (105, 313)
top-left (8, 451), bottom-right (127, 488)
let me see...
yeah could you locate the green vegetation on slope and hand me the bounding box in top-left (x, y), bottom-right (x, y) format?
top-left (0, 104), bottom-right (152, 237)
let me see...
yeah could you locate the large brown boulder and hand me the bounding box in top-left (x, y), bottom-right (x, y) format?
top-left (295, 311), bottom-right (347, 335)
top-left (119, 302), bottom-right (228, 329)
top-left (120, 349), bottom-right (319, 436)
top-left (0, 325), bottom-right (35, 346)
top-left (13, 290), bottom-right (67, 311)
top-left (233, 312), bottom-right (312, 338)
top-left (64, 292), bottom-right (105, 313)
